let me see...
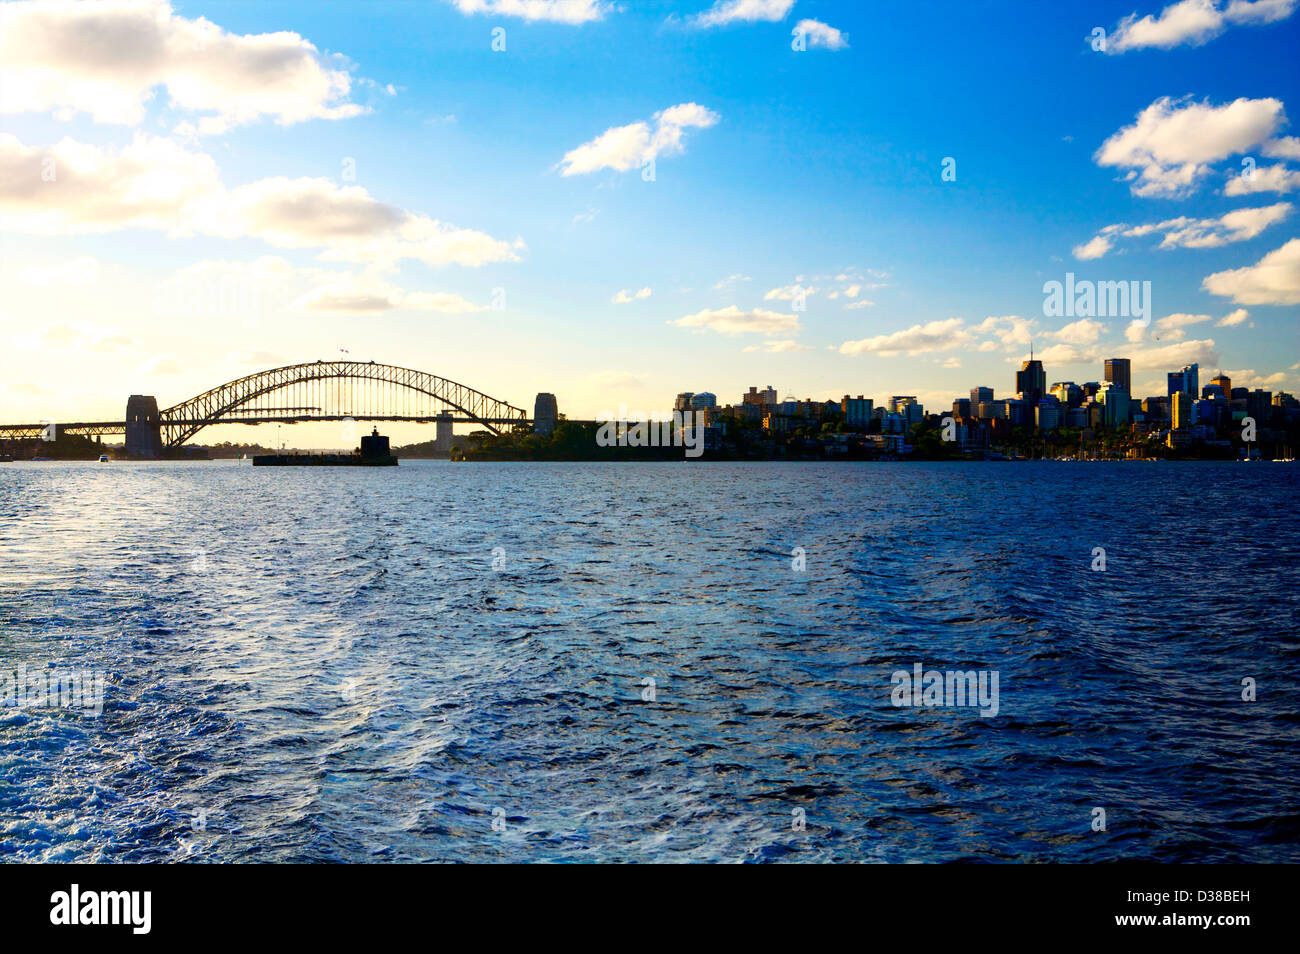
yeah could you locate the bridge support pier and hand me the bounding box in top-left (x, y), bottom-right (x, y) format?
top-left (125, 395), bottom-right (162, 458)
top-left (534, 393), bottom-right (558, 437)
top-left (435, 414), bottom-right (454, 453)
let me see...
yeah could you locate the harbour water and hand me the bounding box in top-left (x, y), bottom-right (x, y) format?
top-left (2, 460), bottom-right (1297, 862)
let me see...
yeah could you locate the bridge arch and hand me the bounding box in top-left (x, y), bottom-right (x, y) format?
top-left (159, 360), bottom-right (528, 448)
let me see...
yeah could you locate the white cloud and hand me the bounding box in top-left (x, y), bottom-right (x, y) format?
top-left (1102, 0), bottom-right (1296, 54)
top-left (743, 339), bottom-right (814, 353)
top-left (691, 0), bottom-right (795, 28)
top-left (1095, 96), bottom-right (1286, 197)
top-left (1263, 136), bottom-right (1300, 159)
top-left (0, 134), bottom-right (522, 269)
top-left (558, 102), bottom-right (719, 176)
top-left (1074, 202), bottom-right (1291, 258)
top-left (671, 304), bottom-right (800, 336)
top-left (763, 283), bottom-right (816, 301)
top-left (1202, 238), bottom-right (1300, 304)
top-left (843, 299), bottom-right (876, 309)
top-left (447, 0), bottom-right (610, 23)
top-left (1073, 234), bottom-right (1115, 260)
top-left (1224, 163), bottom-right (1300, 195)
top-left (612, 286), bottom-right (652, 303)
top-left (0, 0), bottom-right (366, 131)
top-left (1217, 307), bottom-right (1250, 325)
top-left (1154, 312), bottom-right (1212, 340)
top-left (838, 318), bottom-right (970, 357)
top-left (1050, 318), bottom-right (1105, 345)
top-left (794, 19), bottom-right (848, 49)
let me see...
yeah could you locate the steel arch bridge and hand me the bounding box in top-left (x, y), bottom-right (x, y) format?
top-left (0, 360), bottom-right (532, 449)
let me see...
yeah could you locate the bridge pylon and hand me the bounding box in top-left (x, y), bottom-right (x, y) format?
top-left (125, 395), bottom-right (162, 458)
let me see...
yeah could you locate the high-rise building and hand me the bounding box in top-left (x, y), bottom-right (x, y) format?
top-left (1051, 382), bottom-right (1083, 407)
top-left (1171, 391), bottom-right (1193, 430)
top-left (690, 392), bottom-right (717, 410)
top-left (1104, 358), bottom-right (1131, 397)
top-left (841, 395), bottom-right (873, 430)
top-left (742, 386), bottom-right (778, 407)
top-left (1211, 373), bottom-right (1231, 399)
top-left (1098, 384), bottom-right (1131, 428)
top-left (1016, 351), bottom-right (1046, 407)
top-left (674, 392), bottom-right (694, 412)
top-left (1168, 363), bottom-right (1199, 399)
top-left (971, 386), bottom-right (993, 406)
top-left (952, 398), bottom-right (972, 419)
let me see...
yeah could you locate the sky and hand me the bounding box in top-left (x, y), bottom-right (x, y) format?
top-left (1, 0), bottom-right (1298, 447)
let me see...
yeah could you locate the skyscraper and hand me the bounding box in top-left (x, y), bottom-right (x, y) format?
top-left (1168, 363), bottom-right (1199, 399)
top-left (1104, 358), bottom-right (1131, 397)
top-left (1211, 373), bottom-right (1231, 399)
top-left (971, 386), bottom-right (993, 406)
top-left (1016, 348), bottom-right (1046, 408)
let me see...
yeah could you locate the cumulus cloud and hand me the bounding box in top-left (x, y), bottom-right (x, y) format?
top-left (1095, 96), bottom-right (1286, 197)
top-left (559, 102), bottom-right (719, 175)
top-left (1154, 312), bottom-right (1212, 340)
top-left (838, 318), bottom-right (970, 357)
top-left (447, 0), bottom-right (610, 23)
top-left (1224, 163), bottom-right (1300, 195)
top-left (1101, 0), bottom-right (1296, 54)
top-left (1075, 202), bottom-right (1292, 258)
top-left (1050, 318), bottom-right (1105, 345)
top-left (1217, 307), bottom-right (1250, 325)
top-left (0, 134), bottom-right (522, 269)
top-left (1202, 238), bottom-right (1300, 304)
top-left (0, 0), bottom-right (366, 131)
top-left (612, 286), bottom-right (652, 304)
top-left (1263, 136), bottom-right (1300, 159)
top-left (691, 0), bottom-right (795, 28)
top-left (794, 19), bottom-right (848, 49)
top-left (671, 305), bottom-right (800, 336)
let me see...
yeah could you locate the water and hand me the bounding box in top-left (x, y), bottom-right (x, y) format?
top-left (2, 460), bottom-right (1297, 863)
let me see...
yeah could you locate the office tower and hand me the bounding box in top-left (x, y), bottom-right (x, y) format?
top-left (1168, 363), bottom-right (1199, 399)
top-left (1098, 383), bottom-right (1131, 427)
top-left (1104, 358), bottom-right (1131, 397)
top-left (1051, 382), bottom-right (1083, 407)
top-left (689, 392), bottom-right (717, 410)
top-left (1211, 373), bottom-right (1231, 399)
top-left (1171, 391), bottom-right (1193, 430)
top-left (674, 392), bottom-right (694, 412)
top-left (971, 386), bottom-right (993, 406)
top-left (1016, 349), bottom-right (1046, 407)
top-left (952, 398), bottom-right (972, 419)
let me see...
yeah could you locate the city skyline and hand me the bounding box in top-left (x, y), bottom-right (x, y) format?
top-left (2, 0), bottom-right (1299, 446)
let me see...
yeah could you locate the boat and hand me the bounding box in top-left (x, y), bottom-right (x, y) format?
top-left (253, 428), bottom-right (398, 467)
top-left (98, 454), bottom-right (109, 462)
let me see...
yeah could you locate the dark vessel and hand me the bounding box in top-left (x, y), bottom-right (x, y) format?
top-left (253, 428), bottom-right (398, 466)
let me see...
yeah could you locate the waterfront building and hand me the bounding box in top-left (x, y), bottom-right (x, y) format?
top-left (971, 386), bottom-right (994, 406)
top-left (1104, 358), bottom-right (1131, 397)
top-left (1098, 384), bottom-right (1131, 428)
top-left (1016, 352), bottom-right (1046, 407)
top-left (1168, 363), bottom-right (1199, 400)
top-left (1171, 391), bottom-right (1193, 430)
top-left (842, 395), bottom-right (873, 430)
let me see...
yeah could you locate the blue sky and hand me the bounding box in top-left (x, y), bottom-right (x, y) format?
top-left (2, 0), bottom-right (1298, 444)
